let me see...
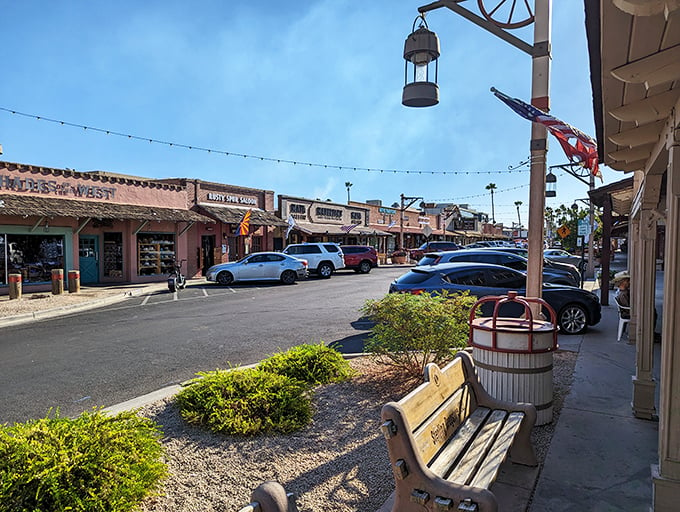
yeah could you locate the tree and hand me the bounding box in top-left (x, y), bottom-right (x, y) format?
top-left (485, 183), bottom-right (497, 223)
top-left (345, 181), bottom-right (353, 203)
top-left (514, 200), bottom-right (523, 229)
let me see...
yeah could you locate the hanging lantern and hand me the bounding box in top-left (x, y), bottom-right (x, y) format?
top-left (402, 16), bottom-right (440, 107)
top-left (545, 170), bottom-right (557, 197)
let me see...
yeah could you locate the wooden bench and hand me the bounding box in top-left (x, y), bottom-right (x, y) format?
top-left (380, 351), bottom-right (537, 512)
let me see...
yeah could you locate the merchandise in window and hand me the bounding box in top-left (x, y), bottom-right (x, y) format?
top-left (137, 233), bottom-right (176, 276)
top-left (5, 234), bottom-right (65, 283)
top-left (103, 233), bottom-right (124, 278)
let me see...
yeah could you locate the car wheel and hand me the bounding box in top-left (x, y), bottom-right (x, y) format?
top-left (358, 261), bottom-right (372, 274)
top-left (317, 262), bottom-right (333, 279)
top-left (280, 270), bottom-right (296, 285)
top-left (216, 271), bottom-right (234, 285)
top-left (559, 304), bottom-right (588, 335)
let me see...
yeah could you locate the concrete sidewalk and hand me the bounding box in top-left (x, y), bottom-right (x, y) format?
top-left (530, 254), bottom-right (660, 511)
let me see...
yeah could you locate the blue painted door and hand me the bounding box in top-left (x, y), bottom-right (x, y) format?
top-left (79, 235), bottom-right (99, 283)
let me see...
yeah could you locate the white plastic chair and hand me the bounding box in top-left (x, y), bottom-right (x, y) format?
top-left (615, 295), bottom-right (631, 341)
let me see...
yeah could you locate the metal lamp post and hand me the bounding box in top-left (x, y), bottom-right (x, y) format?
top-left (404, 0), bottom-right (551, 300)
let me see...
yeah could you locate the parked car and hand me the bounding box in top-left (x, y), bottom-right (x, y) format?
top-left (480, 247), bottom-right (582, 284)
top-left (282, 242), bottom-right (345, 278)
top-left (416, 249), bottom-right (579, 286)
top-left (408, 241), bottom-right (461, 261)
top-left (389, 262), bottom-right (601, 335)
top-left (341, 245), bottom-right (378, 273)
top-left (544, 248), bottom-right (585, 271)
top-left (206, 252), bottom-right (308, 285)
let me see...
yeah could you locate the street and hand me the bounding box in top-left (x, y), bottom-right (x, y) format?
top-left (0, 267), bottom-right (406, 424)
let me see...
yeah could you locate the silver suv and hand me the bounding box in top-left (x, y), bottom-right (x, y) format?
top-left (283, 243), bottom-right (345, 278)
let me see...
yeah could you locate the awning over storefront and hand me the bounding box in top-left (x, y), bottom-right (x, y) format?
top-left (0, 194), bottom-right (211, 222)
top-left (291, 222), bottom-right (392, 236)
top-left (196, 204), bottom-right (287, 226)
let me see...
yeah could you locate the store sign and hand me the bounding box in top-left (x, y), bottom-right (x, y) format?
top-left (1, 173), bottom-right (117, 199)
top-left (315, 206), bottom-right (342, 220)
top-left (288, 203), bottom-right (306, 220)
top-left (206, 192), bottom-right (257, 205)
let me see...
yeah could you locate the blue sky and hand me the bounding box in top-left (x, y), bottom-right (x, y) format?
top-left (1, 1), bottom-right (622, 227)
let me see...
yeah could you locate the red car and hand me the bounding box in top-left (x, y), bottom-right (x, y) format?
top-left (340, 245), bottom-right (378, 273)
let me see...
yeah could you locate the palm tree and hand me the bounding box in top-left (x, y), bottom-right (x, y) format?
top-left (485, 183), bottom-right (497, 223)
top-left (345, 181), bottom-right (353, 203)
top-left (514, 200), bottom-right (523, 228)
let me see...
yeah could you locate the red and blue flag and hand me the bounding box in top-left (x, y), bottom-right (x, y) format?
top-left (491, 87), bottom-right (601, 180)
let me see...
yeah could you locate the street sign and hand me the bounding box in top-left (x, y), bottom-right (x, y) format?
top-left (578, 219), bottom-right (588, 236)
top-left (422, 225), bottom-right (433, 237)
top-left (557, 225), bottom-right (570, 238)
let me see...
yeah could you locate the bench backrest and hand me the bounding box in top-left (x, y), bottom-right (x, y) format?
top-left (394, 354), bottom-right (479, 466)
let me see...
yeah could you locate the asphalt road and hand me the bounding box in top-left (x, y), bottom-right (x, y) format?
top-left (0, 266), bottom-right (407, 424)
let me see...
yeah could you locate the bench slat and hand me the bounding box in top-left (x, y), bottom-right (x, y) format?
top-left (470, 411), bottom-right (525, 489)
top-left (445, 409), bottom-right (508, 486)
top-left (427, 406), bottom-right (491, 476)
top-left (408, 386), bottom-right (479, 466)
top-left (399, 357), bottom-right (468, 429)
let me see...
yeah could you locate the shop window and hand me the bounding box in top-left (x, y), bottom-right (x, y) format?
top-left (103, 233), bottom-right (124, 278)
top-left (251, 236), bottom-right (263, 253)
top-left (0, 236), bottom-right (6, 285)
top-left (137, 233), bottom-right (175, 276)
top-left (5, 234), bottom-right (65, 283)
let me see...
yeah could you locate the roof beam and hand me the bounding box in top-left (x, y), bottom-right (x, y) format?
top-left (611, 44), bottom-right (680, 88)
top-left (608, 119), bottom-right (666, 145)
top-left (609, 89), bottom-right (680, 123)
top-left (608, 143), bottom-right (656, 162)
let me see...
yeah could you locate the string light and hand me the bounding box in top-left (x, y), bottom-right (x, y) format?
top-left (1, 106), bottom-right (530, 177)
top-left (431, 183), bottom-right (530, 202)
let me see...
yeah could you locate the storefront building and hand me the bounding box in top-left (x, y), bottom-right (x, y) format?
top-left (279, 195), bottom-right (391, 246)
top-left (161, 179), bottom-right (287, 273)
top-left (0, 161), bottom-right (210, 293)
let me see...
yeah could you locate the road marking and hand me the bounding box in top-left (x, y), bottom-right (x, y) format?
top-left (141, 295), bottom-right (151, 306)
top-left (202, 288), bottom-right (209, 296)
top-left (173, 291), bottom-right (179, 301)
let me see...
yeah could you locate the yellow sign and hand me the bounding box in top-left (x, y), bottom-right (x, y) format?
top-left (557, 225), bottom-right (571, 238)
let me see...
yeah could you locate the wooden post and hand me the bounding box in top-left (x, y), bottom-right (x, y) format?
top-left (8, 273), bottom-right (22, 300)
top-left (51, 269), bottom-right (64, 295)
top-left (68, 270), bottom-right (80, 293)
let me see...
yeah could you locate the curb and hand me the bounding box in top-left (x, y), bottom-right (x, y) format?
top-left (0, 285), bottom-right (160, 329)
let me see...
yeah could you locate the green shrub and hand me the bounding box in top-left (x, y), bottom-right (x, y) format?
top-left (176, 367), bottom-right (313, 435)
top-left (361, 291), bottom-right (477, 380)
top-left (0, 409), bottom-right (166, 512)
top-left (258, 343), bottom-right (355, 385)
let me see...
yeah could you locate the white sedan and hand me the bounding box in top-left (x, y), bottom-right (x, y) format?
top-left (206, 252), bottom-right (308, 285)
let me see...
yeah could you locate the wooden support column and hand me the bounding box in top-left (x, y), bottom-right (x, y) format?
top-left (629, 215), bottom-right (639, 344)
top-left (653, 127), bottom-right (680, 510)
top-left (632, 207), bottom-right (657, 419)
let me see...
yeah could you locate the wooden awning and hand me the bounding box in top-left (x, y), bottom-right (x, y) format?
top-left (0, 194), bottom-right (211, 222)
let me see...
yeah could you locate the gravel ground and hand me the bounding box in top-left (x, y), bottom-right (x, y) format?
top-left (136, 351), bottom-right (577, 512)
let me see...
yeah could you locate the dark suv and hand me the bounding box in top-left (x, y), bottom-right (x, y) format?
top-left (341, 245), bottom-right (378, 273)
top-left (409, 241), bottom-right (461, 261)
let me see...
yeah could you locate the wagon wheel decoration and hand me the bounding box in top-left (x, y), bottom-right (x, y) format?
top-left (477, 0), bottom-right (534, 29)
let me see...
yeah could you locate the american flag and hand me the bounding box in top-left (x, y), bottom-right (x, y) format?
top-left (341, 224), bottom-right (358, 233)
top-left (386, 220), bottom-right (397, 229)
top-left (285, 215), bottom-right (296, 239)
top-left (236, 209), bottom-right (252, 236)
top-left (491, 87), bottom-right (601, 180)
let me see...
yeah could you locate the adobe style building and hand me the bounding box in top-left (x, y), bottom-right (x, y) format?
top-left (0, 162), bottom-right (288, 294)
top-left (0, 161), bottom-right (210, 292)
